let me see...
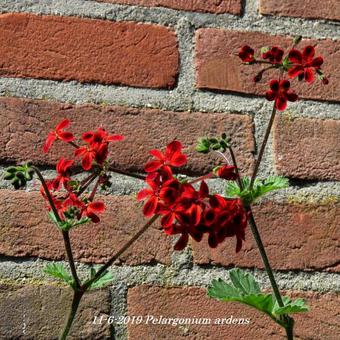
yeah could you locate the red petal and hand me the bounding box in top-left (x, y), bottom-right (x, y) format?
top-left (302, 46), bottom-right (315, 62)
top-left (107, 134), bottom-right (124, 142)
top-left (82, 131), bottom-right (94, 143)
top-left (190, 205), bottom-right (202, 226)
top-left (280, 80), bottom-right (290, 91)
top-left (199, 181), bottom-right (209, 198)
top-left (161, 212), bottom-right (175, 228)
top-left (276, 97), bottom-right (287, 111)
top-left (165, 141), bottom-right (182, 158)
top-left (288, 65), bottom-right (304, 78)
top-left (174, 233), bottom-right (189, 251)
top-left (149, 149), bottom-right (165, 160)
top-left (82, 152), bottom-right (94, 170)
top-left (88, 201), bottom-right (105, 213)
top-left (56, 119), bottom-right (70, 131)
top-left (311, 57), bottom-right (323, 68)
top-left (43, 133), bottom-right (56, 153)
top-left (208, 233), bottom-right (218, 248)
top-left (170, 153), bottom-right (187, 167)
top-left (144, 160), bottom-right (162, 173)
top-left (235, 236), bottom-right (243, 253)
top-left (75, 146), bottom-right (88, 157)
top-left (143, 196), bottom-right (158, 217)
top-left (304, 68), bottom-right (315, 83)
top-left (288, 49), bottom-right (302, 64)
top-left (58, 131), bottom-right (74, 142)
top-left (88, 213), bottom-right (100, 223)
top-left (265, 90), bottom-right (276, 101)
top-left (269, 80), bottom-right (279, 91)
top-left (287, 92), bottom-right (298, 102)
top-left (137, 189), bottom-right (152, 201)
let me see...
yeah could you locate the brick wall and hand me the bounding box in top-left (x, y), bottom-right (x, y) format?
top-left (0, 1), bottom-right (339, 339)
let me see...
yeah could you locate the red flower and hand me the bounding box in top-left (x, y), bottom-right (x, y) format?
top-left (144, 141), bottom-right (187, 175)
top-left (43, 119), bottom-right (74, 153)
top-left (52, 158), bottom-right (73, 190)
top-left (288, 46), bottom-right (324, 83)
top-left (215, 165), bottom-right (237, 180)
top-left (137, 173), bottom-right (162, 217)
top-left (238, 45), bottom-right (255, 63)
top-left (82, 128), bottom-right (124, 147)
top-left (265, 80), bottom-right (298, 111)
top-left (262, 46), bottom-right (284, 64)
top-left (82, 201), bottom-right (105, 223)
top-left (75, 146), bottom-right (96, 171)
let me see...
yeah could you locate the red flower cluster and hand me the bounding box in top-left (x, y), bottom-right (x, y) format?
top-left (265, 80), bottom-right (298, 111)
top-left (138, 141), bottom-right (248, 252)
top-left (41, 119), bottom-right (124, 225)
top-left (238, 41), bottom-right (328, 111)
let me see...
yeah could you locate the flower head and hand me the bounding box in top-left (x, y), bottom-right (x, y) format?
top-left (262, 46), bottom-right (284, 64)
top-left (288, 46), bottom-right (324, 83)
top-left (52, 158), bottom-right (74, 190)
top-left (238, 45), bottom-right (255, 63)
top-left (43, 119), bottom-right (74, 153)
top-left (265, 80), bottom-right (298, 111)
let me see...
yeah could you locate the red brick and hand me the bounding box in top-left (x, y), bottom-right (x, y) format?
top-left (128, 286), bottom-right (340, 339)
top-left (0, 189), bottom-right (173, 265)
top-left (0, 13), bottom-right (179, 89)
top-left (96, 0), bottom-right (242, 14)
top-left (195, 29), bottom-right (340, 102)
top-left (0, 283), bottom-right (111, 339)
top-left (0, 97), bottom-right (255, 176)
top-left (192, 201), bottom-right (340, 272)
top-left (273, 115), bottom-right (340, 181)
top-left (260, 0), bottom-right (340, 22)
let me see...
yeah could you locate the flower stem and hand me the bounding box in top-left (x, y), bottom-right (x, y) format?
top-left (108, 165), bottom-right (146, 180)
top-left (83, 214), bottom-right (159, 290)
top-left (249, 103), bottom-right (277, 189)
top-left (59, 290), bottom-right (84, 340)
top-left (188, 173), bottom-right (213, 185)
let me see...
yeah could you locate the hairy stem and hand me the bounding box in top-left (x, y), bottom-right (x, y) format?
top-left (249, 103), bottom-right (277, 189)
top-left (188, 173), bottom-right (213, 185)
top-left (59, 290), bottom-right (84, 340)
top-left (228, 146), bottom-right (243, 190)
top-left (77, 173), bottom-right (98, 196)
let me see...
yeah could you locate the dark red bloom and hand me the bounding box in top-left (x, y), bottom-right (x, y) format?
top-left (144, 141), bottom-right (187, 175)
top-left (43, 119), bottom-right (74, 153)
top-left (215, 165), bottom-right (238, 180)
top-left (52, 158), bottom-right (73, 190)
top-left (75, 146), bottom-right (96, 171)
top-left (288, 46), bottom-right (324, 83)
top-left (82, 201), bottom-right (105, 223)
top-left (262, 46), bottom-right (284, 64)
top-left (265, 80), bottom-right (298, 111)
top-left (238, 45), bottom-right (255, 63)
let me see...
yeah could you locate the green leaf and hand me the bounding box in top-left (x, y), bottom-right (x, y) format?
top-left (44, 263), bottom-right (74, 288)
top-left (208, 268), bottom-right (309, 329)
top-left (273, 297), bottom-right (309, 315)
top-left (88, 270), bottom-right (114, 290)
top-left (225, 176), bottom-right (289, 205)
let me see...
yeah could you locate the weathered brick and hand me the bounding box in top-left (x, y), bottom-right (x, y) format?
top-left (0, 190), bottom-right (173, 265)
top-left (192, 201), bottom-right (340, 272)
top-left (273, 115), bottom-right (340, 181)
top-left (96, 0), bottom-right (242, 14)
top-left (0, 283), bottom-right (111, 339)
top-left (195, 29), bottom-right (340, 102)
top-left (0, 97), bottom-right (255, 176)
top-left (260, 0), bottom-right (340, 21)
top-left (128, 286), bottom-right (340, 339)
top-left (0, 13), bottom-right (179, 89)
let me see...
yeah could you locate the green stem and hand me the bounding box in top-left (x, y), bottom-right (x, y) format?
top-left (59, 290), bottom-right (84, 340)
top-left (249, 103), bottom-right (277, 190)
top-left (83, 214), bottom-right (159, 290)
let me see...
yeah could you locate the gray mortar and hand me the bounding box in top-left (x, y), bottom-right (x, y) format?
top-left (0, 258), bottom-right (339, 293)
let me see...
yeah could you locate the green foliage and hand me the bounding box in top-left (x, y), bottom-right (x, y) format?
top-left (208, 269), bottom-right (309, 327)
top-left (3, 162), bottom-right (35, 189)
top-left (44, 263), bottom-right (75, 288)
top-left (48, 211), bottom-right (90, 231)
top-left (88, 268), bottom-right (114, 290)
top-left (196, 134), bottom-right (231, 154)
top-left (225, 176), bottom-right (289, 206)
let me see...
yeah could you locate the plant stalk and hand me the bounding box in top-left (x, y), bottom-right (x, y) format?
top-left (59, 290), bottom-right (84, 340)
top-left (249, 103), bottom-right (277, 189)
